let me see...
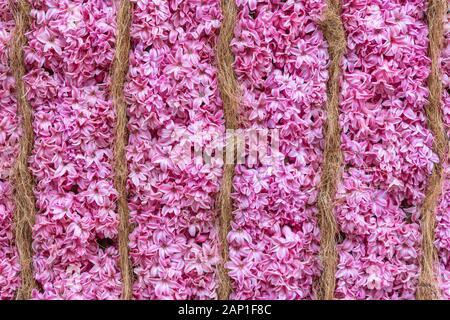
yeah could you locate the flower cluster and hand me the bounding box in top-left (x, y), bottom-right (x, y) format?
top-left (125, 0), bottom-right (224, 299)
top-left (334, 0), bottom-right (435, 299)
top-left (0, 1), bottom-right (21, 300)
top-left (23, 0), bottom-right (121, 299)
top-left (436, 5), bottom-right (450, 299)
top-left (2, 0), bottom-right (450, 301)
top-left (441, 4), bottom-right (450, 135)
top-left (227, 0), bottom-right (328, 299)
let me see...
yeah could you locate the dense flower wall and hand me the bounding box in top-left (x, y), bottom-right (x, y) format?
top-left (23, 0), bottom-right (122, 299)
top-left (1, 0), bottom-right (450, 301)
top-left (226, 0), bottom-right (329, 299)
top-left (436, 3), bottom-right (450, 299)
top-left (0, 0), bottom-right (21, 300)
top-left (124, 0), bottom-right (224, 299)
top-left (334, 0), bottom-right (435, 299)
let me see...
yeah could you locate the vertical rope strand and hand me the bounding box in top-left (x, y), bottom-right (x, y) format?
top-left (9, 0), bottom-right (36, 300)
top-left (111, 0), bottom-right (133, 300)
top-left (417, 0), bottom-right (448, 300)
top-left (316, 0), bottom-right (346, 300)
top-left (216, 0), bottom-right (239, 300)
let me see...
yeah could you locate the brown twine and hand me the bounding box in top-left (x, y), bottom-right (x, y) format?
top-left (316, 0), bottom-right (346, 300)
top-left (9, 0), bottom-right (36, 300)
top-left (111, 0), bottom-right (133, 300)
top-left (416, 0), bottom-right (448, 300)
top-left (215, 0), bottom-right (239, 300)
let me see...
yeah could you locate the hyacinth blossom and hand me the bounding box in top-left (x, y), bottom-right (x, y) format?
top-left (125, 0), bottom-right (224, 299)
top-left (0, 0), bottom-right (450, 301)
top-left (227, 0), bottom-right (329, 299)
top-left (334, 0), bottom-right (435, 299)
top-left (0, 0), bottom-right (21, 300)
top-left (23, 0), bottom-right (122, 299)
top-left (436, 4), bottom-right (450, 299)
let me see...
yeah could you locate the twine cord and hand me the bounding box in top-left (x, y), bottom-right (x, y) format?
top-left (216, 0), bottom-right (240, 300)
top-left (316, 0), bottom-right (346, 300)
top-left (9, 0), bottom-right (37, 301)
top-left (416, 0), bottom-right (448, 300)
top-left (111, 0), bottom-right (133, 300)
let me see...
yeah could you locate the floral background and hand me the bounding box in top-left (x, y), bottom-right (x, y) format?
top-left (0, 0), bottom-right (449, 300)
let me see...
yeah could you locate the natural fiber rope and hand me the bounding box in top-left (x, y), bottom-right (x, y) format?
top-left (111, 0), bottom-right (133, 300)
top-left (216, 0), bottom-right (239, 300)
top-left (416, 0), bottom-right (448, 300)
top-left (9, 0), bottom-right (36, 300)
top-left (316, 0), bottom-right (346, 300)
